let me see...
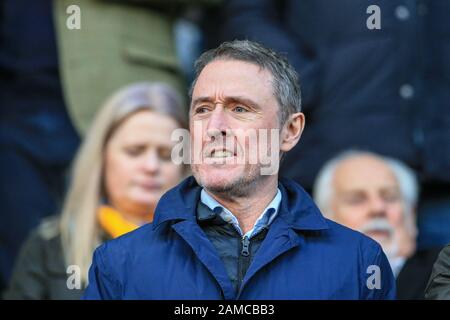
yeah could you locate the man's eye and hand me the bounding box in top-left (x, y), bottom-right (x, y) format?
top-left (344, 196), bottom-right (365, 205)
top-left (383, 193), bottom-right (401, 203)
top-left (195, 106), bottom-right (210, 114)
top-left (233, 105), bottom-right (247, 113)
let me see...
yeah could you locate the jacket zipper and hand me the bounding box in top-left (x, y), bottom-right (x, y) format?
top-left (241, 236), bottom-right (250, 257)
top-left (237, 235), bottom-right (251, 294)
top-left (237, 228), bottom-right (268, 298)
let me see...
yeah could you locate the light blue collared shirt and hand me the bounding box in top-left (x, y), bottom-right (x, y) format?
top-left (200, 188), bottom-right (282, 239)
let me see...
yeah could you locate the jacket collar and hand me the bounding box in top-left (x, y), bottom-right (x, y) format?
top-left (152, 176), bottom-right (200, 229)
top-left (152, 176), bottom-right (329, 231)
top-left (276, 177), bottom-right (329, 231)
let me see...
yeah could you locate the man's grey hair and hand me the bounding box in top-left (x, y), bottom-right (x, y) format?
top-left (189, 40), bottom-right (302, 125)
top-left (313, 150), bottom-right (419, 220)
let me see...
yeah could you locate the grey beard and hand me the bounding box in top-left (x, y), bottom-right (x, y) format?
top-left (205, 176), bottom-right (253, 198)
top-left (194, 165), bottom-right (267, 199)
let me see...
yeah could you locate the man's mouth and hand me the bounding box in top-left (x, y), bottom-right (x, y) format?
top-left (366, 230), bottom-right (391, 240)
top-left (210, 149), bottom-right (235, 158)
top-left (205, 145), bottom-right (238, 159)
top-left (359, 218), bottom-right (394, 241)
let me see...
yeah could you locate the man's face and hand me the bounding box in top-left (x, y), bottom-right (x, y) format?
top-left (189, 59), bottom-right (281, 196)
top-left (329, 155), bottom-right (409, 257)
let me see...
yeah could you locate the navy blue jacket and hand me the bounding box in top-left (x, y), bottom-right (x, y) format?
top-left (84, 177), bottom-right (396, 299)
top-left (219, 0), bottom-right (450, 188)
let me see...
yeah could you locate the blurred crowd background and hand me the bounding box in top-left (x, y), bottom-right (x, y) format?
top-left (1, 0), bottom-right (449, 299)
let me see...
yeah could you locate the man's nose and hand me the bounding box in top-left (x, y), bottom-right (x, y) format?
top-left (368, 196), bottom-right (387, 218)
top-left (206, 107), bottom-right (228, 141)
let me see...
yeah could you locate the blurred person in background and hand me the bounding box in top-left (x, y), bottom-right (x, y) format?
top-left (3, 82), bottom-right (187, 299)
top-left (0, 0), bottom-right (219, 293)
top-left (314, 150), bottom-right (442, 299)
top-left (425, 244), bottom-right (450, 299)
top-left (218, 0), bottom-right (450, 250)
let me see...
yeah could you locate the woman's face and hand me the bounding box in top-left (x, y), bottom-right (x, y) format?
top-left (104, 110), bottom-right (184, 222)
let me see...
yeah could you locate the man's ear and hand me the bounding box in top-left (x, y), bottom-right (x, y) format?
top-left (280, 112), bottom-right (305, 152)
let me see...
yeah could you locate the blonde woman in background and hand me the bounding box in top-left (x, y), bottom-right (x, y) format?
top-left (3, 82), bottom-right (187, 299)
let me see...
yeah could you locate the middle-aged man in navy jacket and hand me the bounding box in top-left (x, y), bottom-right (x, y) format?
top-left (84, 40), bottom-right (395, 300)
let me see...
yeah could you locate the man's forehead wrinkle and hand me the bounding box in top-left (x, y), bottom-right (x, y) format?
top-left (194, 93), bottom-right (261, 107)
top-left (336, 180), bottom-right (401, 196)
top-left (213, 89), bottom-right (227, 104)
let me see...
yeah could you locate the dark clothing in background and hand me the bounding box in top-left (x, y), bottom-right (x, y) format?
top-left (0, 0), bottom-right (79, 159)
top-left (396, 248), bottom-right (442, 299)
top-left (219, 0), bottom-right (450, 248)
top-left (0, 0), bottom-right (80, 292)
top-left (3, 215), bottom-right (114, 300)
top-left (425, 244), bottom-right (450, 299)
top-left (2, 218), bottom-right (84, 300)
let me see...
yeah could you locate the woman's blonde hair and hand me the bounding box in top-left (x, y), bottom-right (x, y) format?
top-left (59, 82), bottom-right (187, 285)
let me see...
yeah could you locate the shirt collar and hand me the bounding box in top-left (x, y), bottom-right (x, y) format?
top-left (152, 176), bottom-right (329, 232)
top-left (200, 188), bottom-right (282, 239)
